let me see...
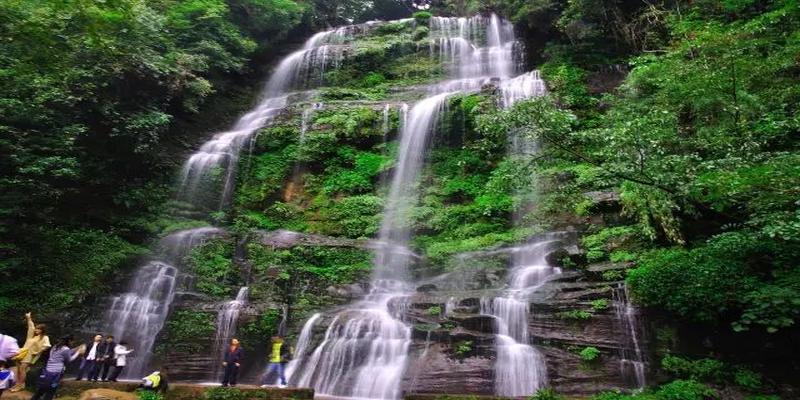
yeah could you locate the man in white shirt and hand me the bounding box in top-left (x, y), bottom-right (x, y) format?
top-left (75, 334), bottom-right (103, 381)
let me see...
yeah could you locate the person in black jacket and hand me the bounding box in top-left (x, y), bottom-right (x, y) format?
top-left (221, 339), bottom-right (243, 387)
top-left (97, 335), bottom-right (116, 382)
top-left (75, 334), bottom-right (102, 381)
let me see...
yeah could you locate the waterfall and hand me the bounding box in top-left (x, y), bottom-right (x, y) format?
top-left (481, 239), bottom-right (561, 396)
top-left (284, 313), bottom-right (322, 381)
top-left (285, 13), bottom-right (549, 399)
top-left (613, 283), bottom-right (647, 389)
top-left (211, 287), bottom-right (249, 381)
top-left (103, 227), bottom-right (223, 378)
top-left (100, 21), bottom-right (359, 378)
top-left (178, 22), bottom-right (357, 209)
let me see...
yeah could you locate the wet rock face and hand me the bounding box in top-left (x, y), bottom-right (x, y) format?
top-left (397, 267), bottom-right (650, 397)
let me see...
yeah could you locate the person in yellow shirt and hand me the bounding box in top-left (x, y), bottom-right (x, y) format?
top-left (259, 336), bottom-right (291, 388)
top-left (11, 312), bottom-right (51, 392)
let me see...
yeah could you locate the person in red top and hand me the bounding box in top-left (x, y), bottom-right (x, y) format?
top-left (221, 339), bottom-right (243, 387)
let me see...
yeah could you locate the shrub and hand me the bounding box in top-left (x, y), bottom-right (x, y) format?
top-left (661, 355), bottom-right (726, 383)
top-left (413, 11), bottom-right (432, 25)
top-left (413, 26), bottom-right (430, 41)
top-left (582, 226), bottom-right (640, 263)
top-left (655, 380), bottom-right (717, 400)
top-left (426, 305), bottom-right (443, 316)
top-left (591, 299), bottom-right (610, 311)
top-left (204, 387), bottom-right (246, 400)
top-left (733, 367), bottom-right (762, 390)
top-left (454, 341), bottom-right (472, 358)
top-left (138, 391), bottom-right (164, 400)
top-left (580, 346), bottom-right (601, 362)
top-left (627, 231), bottom-right (800, 332)
top-left (530, 388), bottom-right (564, 400)
top-left (556, 310), bottom-right (593, 320)
top-left (361, 72), bottom-right (386, 87)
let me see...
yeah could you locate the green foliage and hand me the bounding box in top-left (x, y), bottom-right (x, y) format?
top-left (661, 355), bottom-right (727, 383)
top-left (203, 387), bottom-right (246, 400)
top-left (529, 388), bottom-right (564, 400)
top-left (540, 63), bottom-right (595, 110)
top-left (628, 231), bottom-right (800, 331)
top-left (661, 354), bottom-right (763, 391)
top-left (241, 309), bottom-right (282, 348)
top-left (326, 195), bottom-right (384, 238)
top-left (137, 391), bottom-right (165, 400)
top-left (590, 299), bottom-right (610, 312)
top-left (733, 367), bottom-right (762, 390)
top-left (0, 228), bottom-right (144, 317)
top-left (0, 0), bottom-right (313, 319)
top-left (556, 310), bottom-right (593, 320)
top-left (579, 346), bottom-right (601, 362)
top-left (425, 306), bottom-right (442, 316)
top-left (453, 340), bottom-right (472, 358)
top-left (248, 244), bottom-right (372, 303)
top-left (591, 380), bottom-right (717, 400)
top-left (412, 11), bottom-right (432, 25)
top-left (158, 311), bottom-right (216, 353)
top-left (602, 269), bottom-right (625, 282)
top-left (582, 226), bottom-right (642, 263)
top-left (187, 238), bottom-right (238, 298)
top-left (655, 380), bottom-right (717, 400)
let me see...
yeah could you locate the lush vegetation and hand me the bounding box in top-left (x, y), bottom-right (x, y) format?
top-left (3, 0), bottom-right (799, 397)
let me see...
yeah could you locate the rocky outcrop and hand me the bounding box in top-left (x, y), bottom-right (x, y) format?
top-left (393, 261), bottom-right (650, 397)
top-left (254, 229), bottom-right (369, 249)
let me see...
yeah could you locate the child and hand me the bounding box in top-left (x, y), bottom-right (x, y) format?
top-left (0, 360), bottom-right (16, 398)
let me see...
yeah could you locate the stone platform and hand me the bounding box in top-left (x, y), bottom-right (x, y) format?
top-left (3, 381), bottom-right (314, 400)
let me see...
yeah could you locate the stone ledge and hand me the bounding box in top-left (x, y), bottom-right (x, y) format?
top-left (57, 381), bottom-right (314, 400)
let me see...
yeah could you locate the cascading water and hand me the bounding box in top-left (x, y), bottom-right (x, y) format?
top-left (211, 287), bottom-right (249, 381)
top-left (288, 91), bottom-right (452, 400)
top-left (103, 227), bottom-right (223, 378)
top-left (481, 239), bottom-right (561, 396)
top-left (100, 22), bottom-right (361, 378)
top-left (178, 21), bottom-right (361, 209)
top-left (613, 283), bottom-right (647, 389)
top-left (284, 313), bottom-right (321, 380)
top-left (288, 13), bottom-right (548, 399)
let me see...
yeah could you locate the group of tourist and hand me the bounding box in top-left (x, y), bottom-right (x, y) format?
top-left (219, 335), bottom-right (292, 388)
top-left (0, 312), bottom-right (138, 400)
top-left (0, 312), bottom-right (296, 399)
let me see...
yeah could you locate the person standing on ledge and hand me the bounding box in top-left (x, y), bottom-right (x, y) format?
top-left (109, 341), bottom-right (133, 382)
top-left (75, 334), bottom-right (102, 381)
top-left (221, 338), bottom-right (243, 387)
top-left (260, 335), bottom-right (291, 388)
top-left (11, 312), bottom-right (51, 392)
top-left (31, 335), bottom-right (85, 400)
top-left (97, 335), bottom-right (116, 382)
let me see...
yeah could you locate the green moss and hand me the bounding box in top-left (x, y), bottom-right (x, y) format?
top-left (425, 305), bottom-right (442, 316)
top-left (556, 309), bottom-right (593, 320)
top-left (157, 311), bottom-right (216, 354)
top-left (187, 237), bottom-right (239, 298)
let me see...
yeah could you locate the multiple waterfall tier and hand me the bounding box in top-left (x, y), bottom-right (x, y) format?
top-left (287, 13), bottom-right (551, 399)
top-left (96, 12), bottom-right (647, 396)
